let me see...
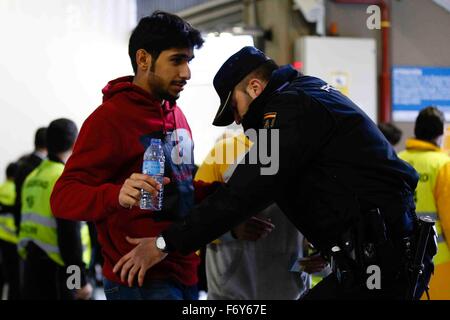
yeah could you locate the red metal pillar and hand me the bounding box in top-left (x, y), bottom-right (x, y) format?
top-left (333, 0), bottom-right (391, 123)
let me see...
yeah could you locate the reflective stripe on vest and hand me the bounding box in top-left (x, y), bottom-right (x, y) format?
top-left (0, 180), bottom-right (17, 244)
top-left (19, 217), bottom-right (91, 267)
top-left (0, 213), bottom-right (18, 244)
top-left (399, 149), bottom-right (450, 265)
top-left (18, 211), bottom-right (64, 266)
top-left (21, 212), bottom-right (57, 228)
top-left (18, 238), bottom-right (61, 258)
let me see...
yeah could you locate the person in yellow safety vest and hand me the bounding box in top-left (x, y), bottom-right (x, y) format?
top-left (0, 162), bottom-right (21, 299)
top-left (13, 127), bottom-right (48, 244)
top-left (19, 118), bottom-right (93, 300)
top-left (398, 106), bottom-right (450, 300)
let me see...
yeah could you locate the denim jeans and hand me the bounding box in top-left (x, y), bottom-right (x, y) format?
top-left (103, 278), bottom-right (198, 300)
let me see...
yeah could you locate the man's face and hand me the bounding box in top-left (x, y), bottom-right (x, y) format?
top-left (147, 48), bottom-right (193, 101)
top-left (231, 88), bottom-right (253, 125)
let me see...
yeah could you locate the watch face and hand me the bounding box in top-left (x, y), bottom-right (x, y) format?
top-left (156, 236), bottom-right (166, 250)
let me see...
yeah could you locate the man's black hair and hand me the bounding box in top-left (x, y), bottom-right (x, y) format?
top-left (128, 11), bottom-right (204, 73)
top-left (415, 106), bottom-right (445, 141)
top-left (46, 118), bottom-right (78, 155)
top-left (6, 162), bottom-right (18, 179)
top-left (34, 127), bottom-right (47, 149)
top-left (378, 122), bottom-right (402, 146)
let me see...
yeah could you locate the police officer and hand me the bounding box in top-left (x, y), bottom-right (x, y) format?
top-left (113, 46), bottom-right (433, 300)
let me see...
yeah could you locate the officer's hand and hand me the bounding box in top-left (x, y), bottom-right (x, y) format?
top-left (118, 173), bottom-right (170, 209)
top-left (113, 236), bottom-right (167, 287)
top-left (232, 216), bottom-right (275, 241)
top-left (299, 254), bottom-right (328, 274)
top-left (74, 283), bottom-right (93, 300)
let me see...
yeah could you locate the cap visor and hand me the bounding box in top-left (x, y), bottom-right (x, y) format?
top-left (212, 91), bottom-right (234, 127)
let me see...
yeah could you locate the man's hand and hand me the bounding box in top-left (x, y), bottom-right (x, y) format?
top-left (74, 283), bottom-right (93, 300)
top-left (118, 173), bottom-right (170, 209)
top-left (113, 236), bottom-right (167, 287)
top-left (299, 254), bottom-right (328, 274)
top-left (232, 216), bottom-right (275, 241)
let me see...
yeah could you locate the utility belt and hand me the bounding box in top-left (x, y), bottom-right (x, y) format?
top-left (327, 207), bottom-right (437, 299)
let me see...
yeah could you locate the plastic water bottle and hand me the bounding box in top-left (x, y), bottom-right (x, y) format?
top-left (140, 138), bottom-right (165, 210)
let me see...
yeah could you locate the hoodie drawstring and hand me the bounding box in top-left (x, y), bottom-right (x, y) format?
top-left (160, 102), bottom-right (183, 164)
top-left (159, 102), bottom-right (167, 135)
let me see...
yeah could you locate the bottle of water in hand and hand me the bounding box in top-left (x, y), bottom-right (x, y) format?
top-left (140, 138), bottom-right (165, 210)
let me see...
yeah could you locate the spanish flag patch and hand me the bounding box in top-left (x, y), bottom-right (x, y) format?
top-left (263, 112), bottom-right (277, 129)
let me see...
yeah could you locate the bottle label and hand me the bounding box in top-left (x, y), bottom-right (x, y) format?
top-left (143, 160), bottom-right (162, 175)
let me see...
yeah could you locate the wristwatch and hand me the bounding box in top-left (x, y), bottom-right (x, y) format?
top-left (156, 234), bottom-right (169, 253)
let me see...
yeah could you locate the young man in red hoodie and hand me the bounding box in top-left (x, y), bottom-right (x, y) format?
top-left (50, 11), bottom-right (204, 300)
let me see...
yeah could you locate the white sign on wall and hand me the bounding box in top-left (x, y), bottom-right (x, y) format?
top-left (295, 36), bottom-right (378, 122)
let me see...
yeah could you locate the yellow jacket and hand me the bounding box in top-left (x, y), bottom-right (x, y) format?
top-left (399, 138), bottom-right (450, 265)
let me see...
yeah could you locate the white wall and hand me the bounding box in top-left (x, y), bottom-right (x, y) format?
top-left (0, 0), bottom-right (136, 180)
top-left (0, 3), bottom-right (253, 179)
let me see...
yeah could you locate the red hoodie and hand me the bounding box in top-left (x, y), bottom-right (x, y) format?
top-left (50, 76), bottom-right (199, 286)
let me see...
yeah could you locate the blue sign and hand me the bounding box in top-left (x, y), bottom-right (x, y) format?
top-left (393, 66), bottom-right (450, 118)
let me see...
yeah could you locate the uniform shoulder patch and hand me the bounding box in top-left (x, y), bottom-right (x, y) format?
top-left (263, 112), bottom-right (277, 129)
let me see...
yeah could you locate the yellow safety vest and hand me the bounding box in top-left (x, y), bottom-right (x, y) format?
top-left (0, 180), bottom-right (18, 244)
top-left (18, 160), bottom-right (91, 267)
top-left (399, 139), bottom-right (450, 265)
